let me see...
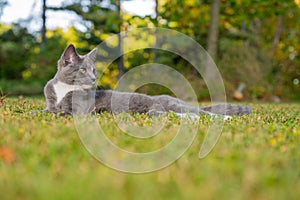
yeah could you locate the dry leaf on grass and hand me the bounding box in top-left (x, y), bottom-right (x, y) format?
top-left (0, 146), bottom-right (16, 164)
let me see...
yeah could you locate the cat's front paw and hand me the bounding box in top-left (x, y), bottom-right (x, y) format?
top-left (58, 111), bottom-right (71, 117)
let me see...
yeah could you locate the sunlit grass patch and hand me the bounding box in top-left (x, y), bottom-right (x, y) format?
top-left (0, 97), bottom-right (299, 200)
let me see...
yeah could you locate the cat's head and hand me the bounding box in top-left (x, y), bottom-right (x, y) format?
top-left (56, 44), bottom-right (97, 86)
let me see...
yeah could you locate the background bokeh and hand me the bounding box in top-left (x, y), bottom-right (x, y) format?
top-left (0, 0), bottom-right (299, 101)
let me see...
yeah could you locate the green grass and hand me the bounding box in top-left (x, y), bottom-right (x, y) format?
top-left (0, 97), bottom-right (299, 200)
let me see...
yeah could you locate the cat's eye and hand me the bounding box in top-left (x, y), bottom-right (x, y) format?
top-left (80, 68), bottom-right (86, 73)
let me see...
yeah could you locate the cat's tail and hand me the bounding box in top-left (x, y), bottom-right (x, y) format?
top-left (200, 104), bottom-right (252, 116)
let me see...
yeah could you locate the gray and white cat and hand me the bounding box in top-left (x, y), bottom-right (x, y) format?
top-left (32, 44), bottom-right (252, 117)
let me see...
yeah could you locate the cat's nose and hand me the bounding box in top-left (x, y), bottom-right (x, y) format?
top-left (91, 78), bottom-right (96, 83)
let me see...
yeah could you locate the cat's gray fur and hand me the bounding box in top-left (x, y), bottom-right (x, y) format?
top-left (32, 44), bottom-right (252, 117)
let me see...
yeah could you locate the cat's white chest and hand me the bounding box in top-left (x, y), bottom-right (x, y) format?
top-left (53, 81), bottom-right (93, 104)
top-left (52, 81), bottom-right (76, 104)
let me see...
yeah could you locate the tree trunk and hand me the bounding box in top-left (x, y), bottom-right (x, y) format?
top-left (207, 0), bottom-right (221, 61)
top-left (41, 0), bottom-right (47, 46)
top-left (116, 0), bottom-right (125, 79)
top-left (155, 0), bottom-right (158, 18)
top-left (272, 15), bottom-right (283, 54)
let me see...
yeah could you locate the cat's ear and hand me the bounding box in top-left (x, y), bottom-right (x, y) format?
top-left (60, 44), bottom-right (80, 66)
top-left (87, 47), bottom-right (98, 62)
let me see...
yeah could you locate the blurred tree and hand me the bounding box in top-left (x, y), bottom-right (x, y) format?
top-left (47, 0), bottom-right (120, 44)
top-left (41, 0), bottom-right (47, 45)
top-left (152, 0), bottom-right (300, 100)
top-left (116, 0), bottom-right (125, 78)
top-left (0, 0), bottom-right (299, 99)
top-left (29, 28), bottom-right (68, 82)
top-left (47, 0), bottom-right (125, 77)
top-left (0, 24), bottom-right (37, 80)
top-left (158, 0), bottom-right (209, 44)
top-left (217, 0), bottom-right (300, 99)
top-left (207, 0), bottom-right (221, 60)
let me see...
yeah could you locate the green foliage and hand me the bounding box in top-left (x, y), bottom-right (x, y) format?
top-left (218, 42), bottom-right (272, 99)
top-left (0, 98), bottom-right (300, 199)
top-left (0, 24), bottom-right (37, 80)
top-left (28, 29), bottom-right (68, 83)
top-left (218, 0), bottom-right (300, 100)
top-left (157, 0), bottom-right (210, 44)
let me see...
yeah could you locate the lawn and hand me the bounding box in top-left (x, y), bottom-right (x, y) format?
top-left (0, 97), bottom-right (299, 200)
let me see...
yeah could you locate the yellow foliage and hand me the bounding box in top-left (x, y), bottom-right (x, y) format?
top-left (106, 35), bottom-right (119, 48)
top-left (225, 7), bottom-right (234, 15)
top-left (63, 27), bottom-right (86, 48)
top-left (185, 0), bottom-right (198, 7)
top-left (0, 24), bottom-right (10, 35)
top-left (168, 21), bottom-right (178, 28)
top-left (22, 70), bottom-right (32, 80)
top-left (100, 33), bottom-right (111, 41)
top-left (46, 27), bottom-right (88, 48)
